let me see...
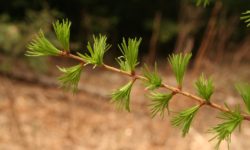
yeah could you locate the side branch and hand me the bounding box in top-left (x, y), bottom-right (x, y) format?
top-left (61, 51), bottom-right (250, 121)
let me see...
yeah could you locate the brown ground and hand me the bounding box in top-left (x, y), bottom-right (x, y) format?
top-left (0, 62), bottom-right (250, 150)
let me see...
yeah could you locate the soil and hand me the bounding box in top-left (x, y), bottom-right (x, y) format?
top-left (0, 62), bottom-right (250, 150)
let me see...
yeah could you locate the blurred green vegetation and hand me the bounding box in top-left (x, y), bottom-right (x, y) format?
top-left (0, 7), bottom-right (59, 73)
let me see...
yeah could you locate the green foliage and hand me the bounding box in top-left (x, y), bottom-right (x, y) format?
top-left (26, 30), bottom-right (60, 56)
top-left (0, 23), bottom-right (21, 54)
top-left (195, 73), bottom-right (214, 102)
top-left (78, 34), bottom-right (111, 67)
top-left (171, 105), bottom-right (200, 137)
top-left (148, 92), bottom-right (173, 118)
top-left (235, 83), bottom-right (250, 113)
top-left (143, 63), bottom-right (162, 90)
top-left (210, 108), bottom-right (243, 150)
top-left (111, 81), bottom-right (134, 112)
top-left (168, 53), bottom-right (192, 86)
top-left (57, 64), bottom-right (83, 92)
top-left (0, 9), bottom-right (58, 75)
top-left (25, 17), bottom-right (250, 149)
top-left (241, 10), bottom-right (250, 27)
top-left (53, 19), bottom-right (71, 50)
top-left (195, 0), bottom-right (210, 7)
top-left (116, 37), bottom-right (142, 73)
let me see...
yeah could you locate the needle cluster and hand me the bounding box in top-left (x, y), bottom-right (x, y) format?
top-left (148, 92), bottom-right (173, 118)
top-left (53, 19), bottom-right (71, 51)
top-left (195, 0), bottom-right (210, 7)
top-left (210, 108), bottom-right (243, 150)
top-left (241, 10), bottom-right (250, 27)
top-left (171, 105), bottom-right (200, 137)
top-left (143, 64), bottom-right (162, 90)
top-left (26, 31), bottom-right (60, 56)
top-left (168, 53), bottom-right (192, 86)
top-left (111, 81), bottom-right (134, 112)
top-left (195, 73), bottom-right (214, 102)
top-left (78, 34), bottom-right (111, 67)
top-left (235, 83), bottom-right (250, 113)
top-left (57, 64), bottom-right (83, 92)
top-left (117, 38), bottom-right (142, 73)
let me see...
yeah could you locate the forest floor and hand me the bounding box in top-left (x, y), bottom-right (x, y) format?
top-left (0, 60), bottom-right (250, 150)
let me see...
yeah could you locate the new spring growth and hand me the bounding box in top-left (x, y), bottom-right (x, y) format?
top-left (78, 34), bottom-right (111, 67)
top-left (210, 107), bottom-right (243, 150)
top-left (143, 63), bottom-right (162, 90)
top-left (117, 37), bottom-right (142, 73)
top-left (195, 73), bottom-right (214, 102)
top-left (111, 80), bottom-right (135, 112)
top-left (53, 19), bottom-right (71, 51)
top-left (235, 83), bottom-right (250, 113)
top-left (168, 53), bottom-right (192, 87)
top-left (148, 92), bottom-right (173, 118)
top-left (195, 0), bottom-right (210, 7)
top-left (26, 19), bottom-right (250, 150)
top-left (240, 10), bottom-right (250, 27)
top-left (57, 64), bottom-right (83, 93)
top-left (26, 30), bottom-right (60, 56)
top-left (171, 105), bottom-right (200, 137)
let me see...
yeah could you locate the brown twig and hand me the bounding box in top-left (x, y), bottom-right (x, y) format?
top-left (61, 52), bottom-right (250, 121)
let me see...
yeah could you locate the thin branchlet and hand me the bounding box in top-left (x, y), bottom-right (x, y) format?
top-left (26, 19), bottom-right (250, 150)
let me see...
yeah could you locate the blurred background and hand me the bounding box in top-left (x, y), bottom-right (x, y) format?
top-left (0, 0), bottom-right (250, 149)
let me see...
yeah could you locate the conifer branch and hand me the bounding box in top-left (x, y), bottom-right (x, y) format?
top-left (61, 52), bottom-right (250, 121)
top-left (26, 19), bottom-right (250, 149)
top-left (60, 46), bottom-right (243, 125)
